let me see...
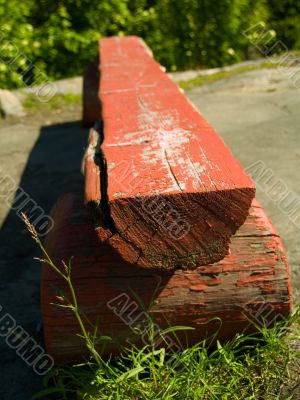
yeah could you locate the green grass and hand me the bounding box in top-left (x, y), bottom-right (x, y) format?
top-left (22, 92), bottom-right (81, 111)
top-left (23, 195), bottom-right (300, 400)
top-left (178, 62), bottom-right (283, 90)
top-left (33, 315), bottom-right (300, 400)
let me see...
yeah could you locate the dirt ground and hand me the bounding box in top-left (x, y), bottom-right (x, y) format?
top-left (0, 66), bottom-right (299, 398)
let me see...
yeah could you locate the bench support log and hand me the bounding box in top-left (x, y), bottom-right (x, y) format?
top-left (41, 194), bottom-right (292, 363)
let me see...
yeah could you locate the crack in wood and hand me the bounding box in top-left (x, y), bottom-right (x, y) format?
top-left (93, 121), bottom-right (117, 234)
top-left (164, 149), bottom-right (182, 192)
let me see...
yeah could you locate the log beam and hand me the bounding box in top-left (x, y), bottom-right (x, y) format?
top-left (84, 36), bottom-right (255, 270)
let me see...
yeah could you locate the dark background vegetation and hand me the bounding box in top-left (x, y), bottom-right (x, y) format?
top-left (0, 0), bottom-right (299, 88)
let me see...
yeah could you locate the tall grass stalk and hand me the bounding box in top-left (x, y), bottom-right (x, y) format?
top-left (22, 213), bottom-right (105, 367)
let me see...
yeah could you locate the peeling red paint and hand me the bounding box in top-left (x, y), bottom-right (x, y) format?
top-left (189, 285), bottom-right (208, 292)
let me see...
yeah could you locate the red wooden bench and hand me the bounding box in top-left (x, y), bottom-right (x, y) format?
top-left (41, 36), bottom-right (292, 362)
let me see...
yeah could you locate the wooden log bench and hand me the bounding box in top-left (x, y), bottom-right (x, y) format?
top-left (83, 36), bottom-right (256, 271)
top-left (40, 36), bottom-right (292, 362)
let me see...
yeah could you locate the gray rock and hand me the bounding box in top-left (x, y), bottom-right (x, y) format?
top-left (0, 89), bottom-right (26, 117)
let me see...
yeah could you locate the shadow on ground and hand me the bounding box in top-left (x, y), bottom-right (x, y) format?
top-left (0, 120), bottom-right (87, 399)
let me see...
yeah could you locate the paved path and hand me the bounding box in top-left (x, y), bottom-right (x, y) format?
top-left (186, 67), bottom-right (300, 298)
top-left (0, 66), bottom-right (299, 398)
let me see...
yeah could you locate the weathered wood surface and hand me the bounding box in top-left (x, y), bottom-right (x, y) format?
top-left (42, 194), bottom-right (292, 362)
top-left (83, 36), bottom-right (256, 270)
top-left (83, 126), bottom-right (101, 204)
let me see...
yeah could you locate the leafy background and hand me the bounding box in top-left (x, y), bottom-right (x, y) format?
top-left (0, 0), bottom-right (299, 88)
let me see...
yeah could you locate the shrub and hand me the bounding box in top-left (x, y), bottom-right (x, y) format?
top-left (267, 0), bottom-right (300, 50)
top-left (0, 0), bottom-right (298, 89)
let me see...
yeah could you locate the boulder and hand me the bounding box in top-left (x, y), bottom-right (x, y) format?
top-left (0, 89), bottom-right (26, 117)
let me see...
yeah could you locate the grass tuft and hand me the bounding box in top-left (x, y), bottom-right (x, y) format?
top-left (178, 62), bottom-right (283, 90)
top-left (34, 317), bottom-right (300, 400)
top-left (22, 92), bottom-right (81, 111)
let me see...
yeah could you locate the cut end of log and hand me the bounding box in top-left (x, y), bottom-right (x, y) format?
top-left (90, 188), bottom-right (255, 271)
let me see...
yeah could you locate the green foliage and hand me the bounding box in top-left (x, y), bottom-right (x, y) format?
top-left (0, 0), bottom-right (298, 89)
top-left (128, 0), bottom-right (269, 71)
top-left (0, 0), bottom-right (38, 88)
top-left (266, 0), bottom-right (300, 50)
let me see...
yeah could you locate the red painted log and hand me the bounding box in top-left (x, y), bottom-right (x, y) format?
top-left (41, 194), bottom-right (292, 363)
top-left (83, 36), bottom-right (256, 271)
